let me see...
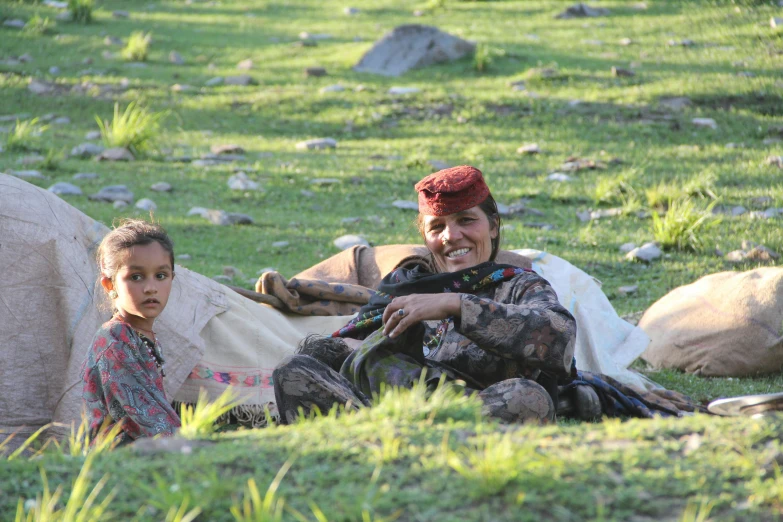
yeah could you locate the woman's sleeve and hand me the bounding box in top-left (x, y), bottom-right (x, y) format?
top-left (455, 272), bottom-right (576, 376)
top-left (95, 342), bottom-right (181, 440)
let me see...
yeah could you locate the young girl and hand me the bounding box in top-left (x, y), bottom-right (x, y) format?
top-left (82, 219), bottom-right (181, 443)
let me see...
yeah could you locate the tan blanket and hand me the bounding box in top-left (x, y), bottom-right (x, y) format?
top-left (257, 245), bottom-right (533, 315)
top-left (640, 268), bottom-right (783, 376)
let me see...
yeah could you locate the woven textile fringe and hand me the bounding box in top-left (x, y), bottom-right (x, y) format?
top-left (172, 402), bottom-right (278, 429)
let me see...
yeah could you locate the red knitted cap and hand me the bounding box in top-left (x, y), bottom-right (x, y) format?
top-left (414, 165), bottom-right (490, 216)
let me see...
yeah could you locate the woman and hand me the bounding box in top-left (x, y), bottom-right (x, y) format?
top-left (273, 165), bottom-right (577, 424)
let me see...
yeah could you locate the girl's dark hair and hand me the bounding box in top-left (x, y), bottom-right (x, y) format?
top-left (416, 193), bottom-right (502, 263)
top-left (97, 218), bottom-right (175, 283)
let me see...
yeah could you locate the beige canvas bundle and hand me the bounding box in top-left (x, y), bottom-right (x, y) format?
top-left (640, 268), bottom-right (783, 376)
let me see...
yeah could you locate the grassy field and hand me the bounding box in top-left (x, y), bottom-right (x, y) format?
top-left (2, 0), bottom-right (783, 519)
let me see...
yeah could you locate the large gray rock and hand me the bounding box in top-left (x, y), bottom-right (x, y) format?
top-left (353, 25), bottom-right (475, 77)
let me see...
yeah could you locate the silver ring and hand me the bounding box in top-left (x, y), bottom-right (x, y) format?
top-left (398, 308), bottom-right (405, 317)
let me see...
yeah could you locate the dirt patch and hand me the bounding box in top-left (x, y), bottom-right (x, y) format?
top-left (691, 94), bottom-right (783, 116)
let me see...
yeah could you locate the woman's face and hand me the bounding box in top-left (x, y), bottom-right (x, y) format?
top-left (422, 206), bottom-right (497, 273)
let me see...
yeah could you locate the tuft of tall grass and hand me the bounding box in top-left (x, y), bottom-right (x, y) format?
top-left (368, 374), bottom-right (482, 424)
top-left (651, 198), bottom-right (720, 251)
top-left (1, 425), bottom-right (51, 461)
top-left (5, 118), bottom-right (48, 152)
top-left (57, 413), bottom-right (124, 457)
top-left (179, 388), bottom-right (244, 439)
top-left (121, 31), bottom-right (152, 62)
top-left (645, 181), bottom-right (685, 211)
top-left (164, 497), bottom-right (202, 522)
top-left (37, 148), bottom-right (64, 171)
top-left (68, 0), bottom-right (94, 24)
top-left (230, 460), bottom-right (293, 522)
top-left (473, 43), bottom-right (494, 73)
top-left (14, 453), bottom-right (114, 522)
top-left (23, 14), bottom-right (54, 35)
top-left (95, 102), bottom-right (169, 156)
top-left (593, 176), bottom-right (635, 206)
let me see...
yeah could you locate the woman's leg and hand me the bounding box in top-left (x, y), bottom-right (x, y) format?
top-left (478, 378), bottom-right (555, 423)
top-left (273, 354), bottom-right (370, 424)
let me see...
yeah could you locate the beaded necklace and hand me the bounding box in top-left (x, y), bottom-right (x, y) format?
top-left (423, 318), bottom-right (451, 357)
top-left (137, 332), bottom-right (166, 376)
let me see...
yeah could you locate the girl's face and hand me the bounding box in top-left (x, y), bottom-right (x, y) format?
top-left (102, 242), bottom-right (174, 331)
top-left (422, 206), bottom-right (497, 273)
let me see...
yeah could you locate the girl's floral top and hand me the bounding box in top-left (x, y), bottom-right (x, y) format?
top-left (82, 320), bottom-right (180, 442)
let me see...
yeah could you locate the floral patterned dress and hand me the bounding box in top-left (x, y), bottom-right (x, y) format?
top-left (82, 320), bottom-right (180, 442)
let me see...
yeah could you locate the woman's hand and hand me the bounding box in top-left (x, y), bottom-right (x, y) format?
top-left (382, 293), bottom-right (462, 338)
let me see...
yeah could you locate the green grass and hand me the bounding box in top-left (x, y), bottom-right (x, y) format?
top-left (95, 101), bottom-right (169, 156)
top-left (2, 0), bottom-right (783, 518)
top-left (68, 0), bottom-right (94, 24)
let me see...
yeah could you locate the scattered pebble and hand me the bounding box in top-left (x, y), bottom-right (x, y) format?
top-left (49, 66), bottom-right (61, 75)
top-left (3, 20), bottom-right (26, 29)
top-left (619, 242), bottom-right (637, 253)
top-left (224, 75), bottom-right (256, 86)
top-left (169, 51), bottom-right (185, 65)
top-left (112, 10), bottom-right (130, 18)
top-left (304, 67), bottom-right (327, 78)
top-left (85, 130), bottom-right (102, 140)
top-left (296, 138), bottom-right (337, 150)
top-left (692, 118), bottom-right (718, 130)
top-left (310, 178), bottom-right (340, 185)
top-left (113, 200), bottom-right (128, 209)
top-left (320, 84), bottom-right (345, 93)
top-left (90, 185), bottom-right (134, 203)
top-left (344, 7), bottom-right (358, 15)
top-left (150, 182), bottom-right (172, 192)
top-left (765, 156), bottom-right (783, 168)
top-left (619, 38), bottom-right (633, 46)
top-left (611, 66), bottom-right (635, 77)
top-left (48, 182), bottom-right (82, 196)
top-left (625, 242), bottom-right (662, 263)
top-left (18, 155), bottom-right (45, 165)
top-left (73, 172), bottom-right (98, 180)
top-left (618, 285), bottom-right (638, 296)
top-left (547, 173), bottom-right (572, 182)
top-left (300, 189), bottom-right (314, 197)
top-left (428, 160), bottom-right (450, 170)
top-left (658, 96), bottom-right (692, 111)
top-left (96, 147), bottom-right (135, 162)
top-left (750, 196), bottom-right (772, 207)
top-left (771, 17), bottom-right (782, 29)
top-left (227, 172), bottom-right (263, 191)
top-left (171, 84), bottom-right (195, 93)
top-left (334, 234), bottom-right (370, 250)
top-left (177, 254), bottom-right (192, 261)
top-left (517, 143), bottom-right (541, 155)
top-left (70, 143), bottom-right (105, 158)
top-left (237, 59), bottom-right (254, 70)
top-left (388, 87), bottom-right (421, 95)
top-left (211, 144), bottom-right (245, 155)
top-left (136, 198), bottom-right (157, 211)
top-left (272, 241), bottom-right (289, 248)
top-left (205, 77), bottom-right (224, 87)
top-left (341, 217), bottom-right (361, 225)
top-left (203, 209), bottom-right (254, 226)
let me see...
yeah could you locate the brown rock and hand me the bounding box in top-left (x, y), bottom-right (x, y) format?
top-left (305, 67), bottom-right (327, 77)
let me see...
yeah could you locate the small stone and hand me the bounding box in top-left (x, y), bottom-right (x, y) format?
top-left (692, 118), bottom-right (718, 130)
top-left (413, 9), bottom-right (424, 16)
top-left (18, 155), bottom-right (45, 165)
top-left (90, 185), bottom-right (134, 203)
top-left (611, 66), bottom-right (635, 77)
top-left (177, 254), bottom-right (192, 261)
top-left (2, 20), bottom-right (26, 29)
top-left (320, 84), bottom-right (345, 93)
top-left (222, 266), bottom-right (244, 278)
top-left (205, 77), bottom-right (224, 87)
top-left (211, 144), bottom-right (245, 155)
top-left (334, 234), bottom-right (370, 250)
top-left (45, 182), bottom-right (82, 198)
top-left (257, 267), bottom-right (275, 275)
top-left (104, 36), bottom-right (123, 46)
top-left (169, 51), bottom-right (185, 65)
top-left (300, 189), bottom-right (314, 197)
top-left (747, 245), bottom-right (780, 262)
top-left (771, 17), bottom-right (783, 29)
top-left (112, 10), bottom-right (130, 18)
top-left (224, 75), bottom-right (256, 86)
top-left (205, 209), bottom-right (254, 226)
top-left (517, 143), bottom-right (541, 155)
top-left (731, 206), bottom-right (747, 217)
top-left (658, 96), bottom-right (691, 111)
top-left (28, 80), bottom-right (55, 95)
top-left (310, 178), bottom-right (340, 185)
top-left (9, 170), bottom-right (44, 179)
top-left (367, 165), bottom-right (389, 172)
top-left (101, 50), bottom-right (115, 60)
top-left (764, 208), bottom-right (783, 219)
top-left (227, 172), bottom-right (262, 191)
top-left (73, 172), bottom-right (98, 180)
top-left (171, 84), bottom-right (195, 93)
top-left (52, 117), bottom-right (70, 125)
top-left (618, 285), bottom-right (638, 296)
top-left (135, 198), bottom-right (157, 211)
top-left (237, 59), bottom-right (253, 70)
top-left (296, 138), bottom-right (337, 150)
top-left (113, 200), bottom-right (128, 209)
top-left (392, 200), bottom-right (419, 211)
top-left (341, 217), bottom-right (361, 225)
top-left (70, 143), bottom-right (105, 158)
top-left (619, 242), bottom-right (637, 254)
top-left (151, 182), bottom-right (172, 192)
top-left (626, 242), bottom-right (662, 263)
top-left (304, 67), bottom-right (327, 78)
top-left (213, 275), bottom-right (232, 283)
top-left (388, 87), bottom-right (421, 95)
top-left (187, 207), bottom-right (209, 218)
top-left (272, 241), bottom-right (289, 248)
top-left (547, 173), bottom-right (572, 182)
top-left (583, 39), bottom-right (604, 46)
top-left (299, 32), bottom-right (333, 41)
top-left (96, 147), bottom-right (135, 161)
top-left (765, 156), bottom-right (783, 168)
top-left (555, 3), bottom-right (610, 18)
top-left (763, 138), bottom-right (782, 145)
top-left (725, 142), bottom-right (743, 149)
top-left (49, 66), bottom-right (61, 75)
top-left (344, 7), bottom-right (359, 15)
top-left (619, 38), bottom-right (633, 46)
top-left (668, 38), bottom-right (695, 47)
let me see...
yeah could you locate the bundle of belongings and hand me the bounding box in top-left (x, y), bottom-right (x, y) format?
top-left (7, 174), bottom-right (755, 451)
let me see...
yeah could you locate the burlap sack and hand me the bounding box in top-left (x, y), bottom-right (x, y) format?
top-left (640, 268), bottom-right (783, 377)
